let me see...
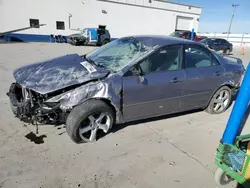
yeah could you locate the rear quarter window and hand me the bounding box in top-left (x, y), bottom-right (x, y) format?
top-left (185, 46), bottom-right (220, 68)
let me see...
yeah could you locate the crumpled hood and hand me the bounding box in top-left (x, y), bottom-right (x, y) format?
top-left (13, 54), bottom-right (109, 94)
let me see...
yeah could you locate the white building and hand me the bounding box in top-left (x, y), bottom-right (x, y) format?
top-left (0, 0), bottom-right (202, 42)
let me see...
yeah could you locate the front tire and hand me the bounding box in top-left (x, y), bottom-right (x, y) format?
top-left (205, 86), bottom-right (232, 114)
top-left (66, 100), bottom-right (115, 143)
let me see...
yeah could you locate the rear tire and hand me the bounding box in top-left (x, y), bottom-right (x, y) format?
top-left (205, 86), bottom-right (232, 114)
top-left (66, 100), bottom-right (115, 143)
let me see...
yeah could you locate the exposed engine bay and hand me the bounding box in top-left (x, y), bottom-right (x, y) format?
top-left (8, 83), bottom-right (68, 125)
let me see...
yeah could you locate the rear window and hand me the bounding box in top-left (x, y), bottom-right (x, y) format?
top-left (222, 56), bottom-right (239, 64)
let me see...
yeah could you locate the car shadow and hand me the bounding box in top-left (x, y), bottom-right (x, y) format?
top-left (110, 90), bottom-right (239, 135)
top-left (110, 109), bottom-right (203, 135)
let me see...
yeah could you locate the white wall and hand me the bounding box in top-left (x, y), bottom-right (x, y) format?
top-left (0, 0), bottom-right (201, 38)
top-left (0, 0), bottom-right (81, 36)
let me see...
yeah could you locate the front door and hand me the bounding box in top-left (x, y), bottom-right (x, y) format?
top-left (212, 39), bottom-right (221, 51)
top-left (122, 45), bottom-right (186, 121)
top-left (217, 39), bottom-right (226, 51)
top-left (180, 44), bottom-right (226, 111)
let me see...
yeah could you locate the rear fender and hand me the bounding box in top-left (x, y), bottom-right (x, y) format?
top-left (205, 83), bottom-right (235, 108)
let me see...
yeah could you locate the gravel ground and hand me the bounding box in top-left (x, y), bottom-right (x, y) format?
top-left (0, 42), bottom-right (250, 188)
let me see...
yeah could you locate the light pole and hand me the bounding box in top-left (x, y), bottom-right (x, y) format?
top-left (227, 4), bottom-right (239, 40)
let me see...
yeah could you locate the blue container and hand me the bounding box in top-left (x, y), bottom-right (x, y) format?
top-left (190, 28), bottom-right (194, 40)
top-left (222, 63), bottom-right (250, 144)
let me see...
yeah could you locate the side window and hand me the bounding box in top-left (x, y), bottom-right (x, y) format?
top-left (185, 46), bottom-right (219, 68)
top-left (105, 30), bottom-right (109, 35)
top-left (218, 39), bottom-right (224, 45)
top-left (222, 39), bottom-right (228, 44)
top-left (98, 29), bottom-right (105, 35)
top-left (213, 39), bottom-right (220, 45)
top-left (29, 19), bottom-right (40, 28)
top-left (139, 45), bottom-right (182, 74)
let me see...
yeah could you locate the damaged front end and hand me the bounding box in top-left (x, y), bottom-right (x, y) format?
top-left (7, 53), bottom-right (113, 126)
top-left (7, 74), bottom-right (123, 129)
top-left (7, 83), bottom-right (66, 125)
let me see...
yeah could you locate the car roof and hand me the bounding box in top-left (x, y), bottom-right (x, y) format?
top-left (125, 35), bottom-right (204, 48)
top-left (207, 38), bottom-right (226, 40)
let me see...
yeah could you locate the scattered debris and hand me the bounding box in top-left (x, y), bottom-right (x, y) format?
top-left (169, 161), bottom-right (176, 167)
top-left (58, 131), bottom-right (66, 135)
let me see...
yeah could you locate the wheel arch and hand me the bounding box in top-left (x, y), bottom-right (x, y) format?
top-left (77, 97), bottom-right (123, 124)
top-left (205, 84), bottom-right (233, 108)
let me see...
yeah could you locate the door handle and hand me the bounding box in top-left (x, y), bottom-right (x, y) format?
top-left (170, 77), bottom-right (182, 83)
top-left (214, 71), bottom-right (222, 76)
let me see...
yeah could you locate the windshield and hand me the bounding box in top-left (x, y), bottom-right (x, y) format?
top-left (80, 29), bottom-right (88, 36)
top-left (170, 31), bottom-right (184, 37)
top-left (86, 37), bottom-right (152, 72)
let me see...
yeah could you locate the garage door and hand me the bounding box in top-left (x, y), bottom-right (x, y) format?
top-left (176, 16), bottom-right (193, 31)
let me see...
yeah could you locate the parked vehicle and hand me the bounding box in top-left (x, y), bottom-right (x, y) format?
top-left (67, 25), bottom-right (110, 46)
top-left (200, 38), bottom-right (233, 55)
top-left (8, 35), bottom-right (245, 143)
top-left (169, 30), bottom-right (206, 41)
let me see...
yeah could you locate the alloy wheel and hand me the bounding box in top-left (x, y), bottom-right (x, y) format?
top-left (213, 90), bottom-right (230, 113)
top-left (78, 112), bottom-right (112, 142)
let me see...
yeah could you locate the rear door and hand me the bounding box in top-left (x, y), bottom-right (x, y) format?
top-left (221, 39), bottom-right (230, 51)
top-left (219, 39), bottom-right (227, 51)
top-left (180, 44), bottom-right (225, 111)
top-left (122, 45), bottom-right (186, 121)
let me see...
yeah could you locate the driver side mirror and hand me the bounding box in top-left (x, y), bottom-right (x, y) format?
top-left (131, 65), bottom-right (145, 83)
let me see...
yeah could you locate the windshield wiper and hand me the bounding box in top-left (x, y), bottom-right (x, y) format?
top-left (83, 55), bottom-right (105, 69)
top-left (83, 55), bottom-right (96, 65)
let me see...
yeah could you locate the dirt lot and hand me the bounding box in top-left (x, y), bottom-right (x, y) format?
top-left (0, 43), bottom-right (250, 188)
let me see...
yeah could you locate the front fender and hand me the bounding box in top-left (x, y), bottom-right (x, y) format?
top-left (77, 97), bottom-right (123, 124)
top-left (46, 78), bottom-right (123, 123)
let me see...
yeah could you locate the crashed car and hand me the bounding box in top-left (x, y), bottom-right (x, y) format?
top-left (8, 35), bottom-right (245, 143)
